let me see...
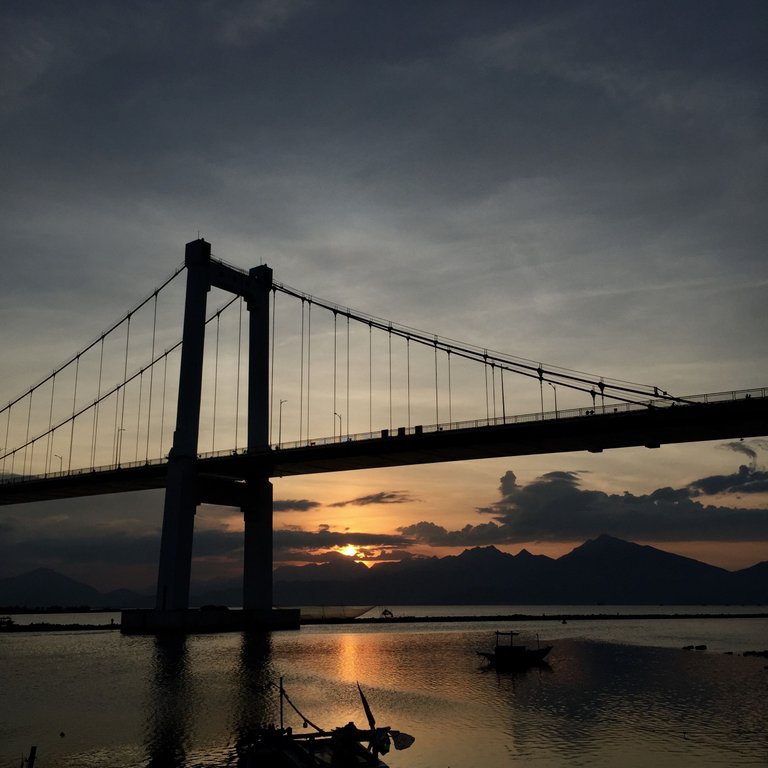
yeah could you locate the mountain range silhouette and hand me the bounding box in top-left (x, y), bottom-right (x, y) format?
top-left (2, 535), bottom-right (766, 610)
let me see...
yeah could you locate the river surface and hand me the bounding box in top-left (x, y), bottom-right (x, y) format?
top-left (1, 607), bottom-right (767, 767)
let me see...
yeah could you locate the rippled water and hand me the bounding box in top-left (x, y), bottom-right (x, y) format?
top-left (2, 615), bottom-right (767, 767)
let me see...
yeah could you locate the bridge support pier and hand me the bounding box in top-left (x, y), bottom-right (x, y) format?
top-left (124, 240), bottom-right (299, 632)
top-left (156, 457), bottom-right (198, 610)
top-left (138, 239), bottom-right (295, 631)
top-left (243, 477), bottom-right (273, 611)
top-left (155, 239), bottom-right (210, 612)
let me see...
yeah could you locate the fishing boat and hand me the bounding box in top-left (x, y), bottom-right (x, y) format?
top-left (236, 679), bottom-right (415, 767)
top-left (477, 631), bottom-right (552, 671)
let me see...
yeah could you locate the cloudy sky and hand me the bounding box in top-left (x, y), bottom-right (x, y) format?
top-left (1, 1), bottom-right (767, 591)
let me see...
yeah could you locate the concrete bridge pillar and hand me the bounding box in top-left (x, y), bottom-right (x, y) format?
top-left (146, 241), bottom-right (289, 628)
top-left (155, 239), bottom-right (210, 611)
top-left (242, 477), bottom-right (273, 610)
top-left (243, 264), bottom-right (273, 610)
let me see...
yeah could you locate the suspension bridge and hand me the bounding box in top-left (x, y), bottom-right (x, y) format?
top-left (1, 240), bottom-right (766, 630)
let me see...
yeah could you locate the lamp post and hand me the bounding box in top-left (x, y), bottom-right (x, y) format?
top-left (115, 428), bottom-right (125, 466)
top-left (54, 454), bottom-right (62, 473)
top-left (278, 399), bottom-right (287, 447)
top-left (334, 411), bottom-right (342, 442)
top-left (547, 382), bottom-right (558, 419)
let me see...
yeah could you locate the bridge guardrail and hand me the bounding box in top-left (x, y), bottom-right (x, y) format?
top-left (264, 387), bottom-right (767, 451)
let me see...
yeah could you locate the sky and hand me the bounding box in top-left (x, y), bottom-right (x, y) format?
top-left (1, 1), bottom-right (767, 592)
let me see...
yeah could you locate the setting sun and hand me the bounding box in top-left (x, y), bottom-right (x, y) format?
top-left (339, 544), bottom-right (359, 558)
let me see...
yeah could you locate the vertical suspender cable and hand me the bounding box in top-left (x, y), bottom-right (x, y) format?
top-left (346, 315), bottom-right (350, 436)
top-left (388, 328), bottom-right (393, 432)
top-left (484, 354), bottom-right (489, 422)
top-left (117, 314), bottom-right (132, 466)
top-left (538, 365), bottom-right (544, 419)
top-left (160, 353), bottom-right (168, 457)
top-left (501, 368), bottom-right (506, 423)
top-left (24, 390), bottom-right (33, 476)
top-left (434, 340), bottom-right (439, 425)
top-left (406, 337), bottom-right (411, 430)
top-left (92, 336), bottom-right (104, 469)
top-left (333, 311), bottom-right (338, 437)
top-left (447, 350), bottom-right (452, 425)
top-left (270, 288), bottom-right (276, 445)
top-left (67, 356), bottom-right (79, 472)
top-left (491, 364), bottom-right (497, 421)
top-left (212, 311), bottom-right (220, 452)
top-left (306, 302), bottom-right (312, 441)
top-left (145, 294), bottom-right (158, 463)
top-left (235, 298), bottom-right (243, 450)
top-left (112, 383), bottom-right (121, 465)
top-left (368, 323), bottom-right (372, 434)
top-left (46, 374), bottom-right (56, 475)
top-left (2, 404), bottom-right (10, 476)
top-left (299, 299), bottom-right (305, 443)
top-left (135, 369), bottom-right (144, 462)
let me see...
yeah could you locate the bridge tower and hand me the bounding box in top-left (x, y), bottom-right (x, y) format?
top-left (151, 239), bottom-right (286, 628)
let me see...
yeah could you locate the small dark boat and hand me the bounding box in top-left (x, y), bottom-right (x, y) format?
top-left (477, 631), bottom-right (552, 671)
top-left (236, 679), bottom-right (415, 767)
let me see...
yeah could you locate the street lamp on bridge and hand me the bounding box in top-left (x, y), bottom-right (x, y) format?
top-left (278, 399), bottom-right (287, 447)
top-left (334, 411), bottom-right (342, 442)
top-left (547, 382), bottom-right (558, 419)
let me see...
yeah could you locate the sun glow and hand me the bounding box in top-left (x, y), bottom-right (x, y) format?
top-left (339, 544), bottom-right (359, 558)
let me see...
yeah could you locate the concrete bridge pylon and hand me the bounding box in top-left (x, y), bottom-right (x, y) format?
top-left (125, 239), bottom-right (297, 633)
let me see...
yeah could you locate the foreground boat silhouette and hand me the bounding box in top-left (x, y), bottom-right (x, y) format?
top-left (477, 631), bottom-right (553, 671)
top-left (236, 679), bottom-right (415, 767)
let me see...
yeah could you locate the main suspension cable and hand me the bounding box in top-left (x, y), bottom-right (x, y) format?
top-left (272, 281), bottom-right (686, 407)
top-left (0, 263), bottom-right (186, 417)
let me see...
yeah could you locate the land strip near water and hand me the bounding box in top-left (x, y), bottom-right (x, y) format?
top-left (3, 609), bottom-right (768, 633)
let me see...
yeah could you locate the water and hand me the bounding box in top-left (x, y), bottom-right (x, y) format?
top-left (1, 609), bottom-right (767, 767)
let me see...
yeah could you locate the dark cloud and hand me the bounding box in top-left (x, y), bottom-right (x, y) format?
top-left (273, 498), bottom-right (321, 512)
top-left (718, 439), bottom-right (768, 468)
top-left (275, 549), bottom-right (356, 566)
top-left (686, 440), bottom-right (768, 496)
top-left (401, 466), bottom-right (768, 546)
top-left (328, 490), bottom-right (416, 508)
top-left (274, 527), bottom-right (411, 551)
top-left (398, 520), bottom-right (514, 548)
top-left (276, 546), bottom-right (425, 566)
top-left (688, 466), bottom-right (768, 497)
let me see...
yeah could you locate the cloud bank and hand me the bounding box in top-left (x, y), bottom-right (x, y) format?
top-left (400, 446), bottom-right (768, 546)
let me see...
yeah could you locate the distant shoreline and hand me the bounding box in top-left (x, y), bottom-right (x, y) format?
top-left (304, 611), bottom-right (768, 625)
top-left (1, 622), bottom-right (120, 632)
top-left (2, 610), bottom-right (767, 632)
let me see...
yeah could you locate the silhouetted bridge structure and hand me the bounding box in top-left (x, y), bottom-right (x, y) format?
top-left (2, 240), bottom-right (766, 629)
top-left (2, 389), bottom-right (765, 506)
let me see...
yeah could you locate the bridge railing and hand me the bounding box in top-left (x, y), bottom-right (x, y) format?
top-left (263, 386), bottom-right (767, 452)
top-left (0, 455), bottom-right (171, 487)
top-left (1, 387), bottom-right (764, 485)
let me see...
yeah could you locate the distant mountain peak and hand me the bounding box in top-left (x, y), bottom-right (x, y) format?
top-left (0, 568), bottom-right (151, 609)
top-left (571, 534), bottom-right (635, 553)
top-left (456, 545), bottom-right (508, 561)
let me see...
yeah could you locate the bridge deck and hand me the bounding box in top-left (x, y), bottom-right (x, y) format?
top-left (1, 394), bottom-right (766, 506)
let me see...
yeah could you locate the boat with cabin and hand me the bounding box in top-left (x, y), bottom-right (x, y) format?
top-left (477, 631), bottom-right (552, 671)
